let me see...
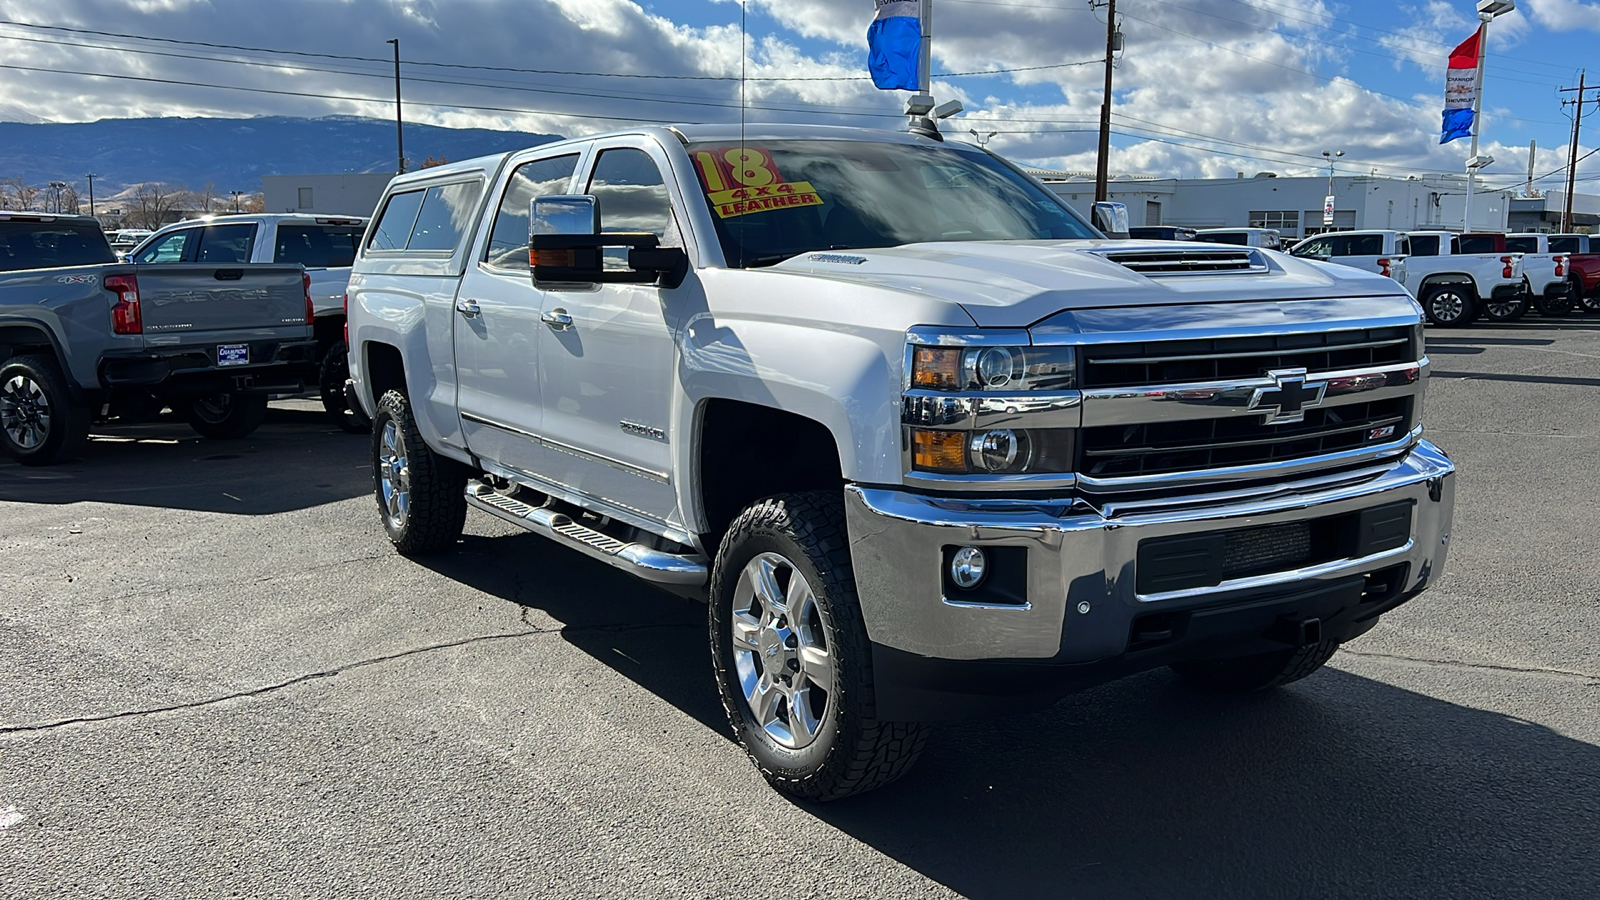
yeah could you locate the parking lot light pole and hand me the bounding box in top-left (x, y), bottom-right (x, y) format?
top-left (85, 173), bottom-right (97, 218)
top-left (230, 190), bottom-right (243, 213)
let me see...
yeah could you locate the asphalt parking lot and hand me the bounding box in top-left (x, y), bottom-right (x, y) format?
top-left (3, 318), bottom-right (1598, 899)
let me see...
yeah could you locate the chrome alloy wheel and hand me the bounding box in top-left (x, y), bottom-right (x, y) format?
top-left (0, 374), bottom-right (51, 450)
top-left (1429, 290), bottom-right (1466, 323)
top-left (377, 420), bottom-right (411, 529)
top-left (730, 552), bottom-right (835, 750)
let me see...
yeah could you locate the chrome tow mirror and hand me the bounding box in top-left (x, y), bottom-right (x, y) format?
top-left (1091, 201), bottom-right (1130, 239)
top-left (529, 194), bottom-right (686, 289)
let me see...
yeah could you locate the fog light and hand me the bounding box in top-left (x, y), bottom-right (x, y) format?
top-left (970, 428), bottom-right (1030, 472)
top-left (950, 546), bottom-right (987, 589)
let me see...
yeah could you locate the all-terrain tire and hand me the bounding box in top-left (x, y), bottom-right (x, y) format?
top-left (371, 389), bottom-right (467, 556)
top-left (0, 354), bottom-right (91, 466)
top-left (1422, 285), bottom-right (1477, 327)
top-left (183, 393), bottom-right (269, 440)
top-left (319, 341), bottom-right (370, 434)
top-left (709, 491), bottom-right (929, 802)
top-left (1169, 640), bottom-right (1340, 693)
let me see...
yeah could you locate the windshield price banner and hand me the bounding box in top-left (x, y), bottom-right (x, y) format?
top-left (692, 147), bottom-right (825, 218)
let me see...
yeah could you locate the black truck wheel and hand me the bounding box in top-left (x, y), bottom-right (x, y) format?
top-left (0, 354), bottom-right (91, 466)
top-left (371, 389), bottom-right (467, 556)
top-left (319, 340), bottom-right (370, 434)
top-left (710, 492), bottom-right (929, 801)
top-left (1536, 283), bottom-right (1574, 316)
top-left (1482, 292), bottom-right (1527, 322)
top-left (183, 393), bottom-right (268, 439)
top-left (1170, 640), bottom-right (1340, 693)
top-left (1422, 285), bottom-right (1476, 327)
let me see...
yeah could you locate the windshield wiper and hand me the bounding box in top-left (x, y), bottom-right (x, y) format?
top-left (736, 251), bottom-right (801, 268)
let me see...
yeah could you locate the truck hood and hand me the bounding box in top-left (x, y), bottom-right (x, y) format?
top-left (769, 240), bottom-right (1406, 328)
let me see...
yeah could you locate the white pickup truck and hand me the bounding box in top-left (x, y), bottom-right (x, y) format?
top-left (346, 124), bottom-right (1455, 800)
top-left (1411, 231), bottom-right (1566, 322)
top-left (1289, 229), bottom-right (1522, 327)
top-left (131, 213), bottom-right (370, 429)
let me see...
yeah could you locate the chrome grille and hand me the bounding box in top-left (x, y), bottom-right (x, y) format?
top-left (1100, 248), bottom-right (1268, 275)
top-left (1080, 397), bottom-right (1412, 478)
top-left (1082, 327), bottom-right (1415, 390)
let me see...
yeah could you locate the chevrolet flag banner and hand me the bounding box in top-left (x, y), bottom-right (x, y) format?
top-left (1441, 30), bottom-right (1480, 144)
top-left (868, 0), bottom-right (921, 91)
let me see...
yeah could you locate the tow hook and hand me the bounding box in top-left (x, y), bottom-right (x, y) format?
top-left (1274, 616), bottom-right (1323, 647)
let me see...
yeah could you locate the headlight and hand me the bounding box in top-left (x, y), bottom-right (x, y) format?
top-left (904, 336), bottom-right (1080, 478)
top-left (910, 345), bottom-right (1076, 392)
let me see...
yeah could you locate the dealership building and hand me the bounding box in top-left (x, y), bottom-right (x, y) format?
top-left (1040, 170), bottom-right (1598, 239)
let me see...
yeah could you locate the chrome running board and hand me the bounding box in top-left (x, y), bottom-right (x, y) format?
top-left (465, 480), bottom-right (707, 586)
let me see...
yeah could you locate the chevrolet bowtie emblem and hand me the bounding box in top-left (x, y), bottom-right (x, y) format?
top-left (1248, 367), bottom-right (1327, 425)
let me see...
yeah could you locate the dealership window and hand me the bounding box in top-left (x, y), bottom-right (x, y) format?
top-left (1302, 210), bottom-right (1355, 235)
top-left (1248, 210), bottom-right (1298, 232)
top-left (298, 187), bottom-right (314, 210)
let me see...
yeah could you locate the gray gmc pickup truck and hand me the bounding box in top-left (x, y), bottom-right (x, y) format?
top-left (0, 212), bottom-right (316, 464)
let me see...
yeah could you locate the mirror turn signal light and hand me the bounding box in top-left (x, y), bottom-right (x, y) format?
top-left (912, 428), bottom-right (967, 472)
top-left (529, 248), bottom-right (576, 268)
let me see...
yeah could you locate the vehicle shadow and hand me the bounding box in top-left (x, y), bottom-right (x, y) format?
top-left (418, 532), bottom-right (1600, 899)
top-left (0, 402), bottom-right (371, 514)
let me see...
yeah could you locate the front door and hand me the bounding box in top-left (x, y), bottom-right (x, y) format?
top-left (535, 141), bottom-right (683, 528)
top-left (454, 153), bottom-right (583, 477)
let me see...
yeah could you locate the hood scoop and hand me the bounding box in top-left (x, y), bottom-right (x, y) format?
top-left (1098, 247), bottom-right (1269, 276)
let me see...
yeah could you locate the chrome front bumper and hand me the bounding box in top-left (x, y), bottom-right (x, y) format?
top-left (845, 440), bottom-right (1456, 663)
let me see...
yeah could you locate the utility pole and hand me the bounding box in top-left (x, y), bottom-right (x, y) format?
top-left (1093, 0), bottom-right (1118, 203)
top-left (1559, 71), bottom-right (1595, 232)
top-left (387, 38), bottom-right (405, 175)
top-left (85, 173), bottom-right (97, 218)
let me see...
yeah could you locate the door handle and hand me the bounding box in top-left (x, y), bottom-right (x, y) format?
top-left (456, 298), bottom-right (481, 318)
top-left (541, 309), bottom-right (574, 330)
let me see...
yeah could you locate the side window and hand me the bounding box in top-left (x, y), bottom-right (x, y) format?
top-left (1292, 237), bottom-right (1330, 258)
top-left (368, 190), bottom-right (425, 251)
top-left (1326, 235), bottom-right (1353, 257)
top-left (588, 148), bottom-right (680, 269)
top-left (195, 224), bottom-right (257, 264)
top-left (134, 230), bottom-right (194, 264)
top-left (1207, 232), bottom-right (1247, 246)
top-left (407, 182), bottom-right (482, 252)
top-left (1346, 234), bottom-right (1384, 256)
top-left (1549, 236), bottom-right (1580, 254)
top-left (1458, 234), bottom-right (1497, 254)
top-left (276, 225), bottom-right (362, 268)
top-left (1505, 237), bottom-right (1537, 254)
top-left (1449, 235), bottom-right (1462, 254)
top-left (1396, 236), bottom-right (1410, 256)
top-left (485, 154), bottom-right (580, 270)
top-left (1409, 235), bottom-right (1438, 256)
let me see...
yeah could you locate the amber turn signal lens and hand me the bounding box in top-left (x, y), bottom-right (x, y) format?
top-left (911, 347), bottom-right (962, 390)
top-left (529, 249), bottom-right (575, 267)
top-left (912, 429), bottom-right (968, 472)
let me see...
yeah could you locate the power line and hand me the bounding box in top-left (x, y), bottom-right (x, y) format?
top-left (0, 17), bottom-right (1100, 82)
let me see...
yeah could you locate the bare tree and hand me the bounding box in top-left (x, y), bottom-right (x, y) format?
top-left (126, 183), bottom-right (185, 230)
top-left (60, 184), bottom-right (81, 215)
top-left (239, 192), bottom-right (265, 214)
top-left (3, 177), bottom-right (40, 211)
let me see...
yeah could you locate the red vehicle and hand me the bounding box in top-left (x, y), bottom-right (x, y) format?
top-left (1537, 234), bottom-right (1600, 313)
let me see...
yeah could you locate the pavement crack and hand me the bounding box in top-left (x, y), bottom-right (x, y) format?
top-left (0, 620), bottom-right (700, 735)
top-left (1342, 649), bottom-right (1600, 684)
top-left (0, 629), bottom-right (554, 735)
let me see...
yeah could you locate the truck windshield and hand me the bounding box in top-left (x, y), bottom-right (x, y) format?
top-left (683, 140), bottom-right (1097, 266)
top-left (0, 221), bottom-right (117, 272)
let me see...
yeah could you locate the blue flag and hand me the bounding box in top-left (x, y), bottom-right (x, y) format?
top-left (1440, 108), bottom-right (1474, 144)
top-left (868, 0), bottom-right (921, 91)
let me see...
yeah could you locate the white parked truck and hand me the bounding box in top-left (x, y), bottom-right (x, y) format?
top-left (1289, 229), bottom-right (1522, 327)
top-left (346, 125), bottom-right (1456, 800)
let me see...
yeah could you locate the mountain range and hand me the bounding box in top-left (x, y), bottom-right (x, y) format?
top-left (0, 116), bottom-right (563, 195)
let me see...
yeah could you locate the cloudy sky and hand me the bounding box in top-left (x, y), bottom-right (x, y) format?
top-left (1, 0), bottom-right (1598, 190)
